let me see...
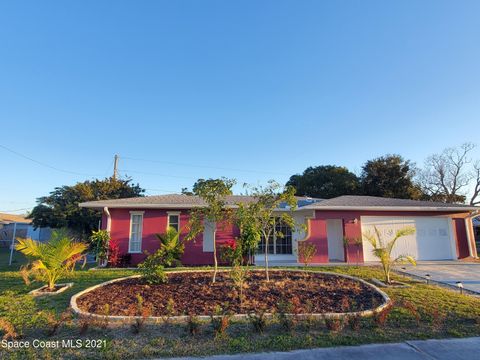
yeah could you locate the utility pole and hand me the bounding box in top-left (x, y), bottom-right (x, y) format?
top-left (113, 154), bottom-right (119, 180)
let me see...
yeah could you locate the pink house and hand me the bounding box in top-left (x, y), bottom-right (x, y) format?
top-left (80, 195), bottom-right (479, 266)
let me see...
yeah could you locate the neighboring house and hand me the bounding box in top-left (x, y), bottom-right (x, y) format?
top-left (80, 195), bottom-right (479, 266)
top-left (0, 213), bottom-right (51, 246)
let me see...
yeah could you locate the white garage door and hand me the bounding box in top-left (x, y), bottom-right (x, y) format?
top-left (361, 216), bottom-right (456, 261)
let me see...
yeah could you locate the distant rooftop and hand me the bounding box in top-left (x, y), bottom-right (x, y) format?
top-left (0, 213), bottom-right (31, 224)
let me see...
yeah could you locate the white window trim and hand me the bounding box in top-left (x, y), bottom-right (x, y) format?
top-left (128, 211), bottom-right (144, 253)
top-left (167, 211), bottom-right (181, 231)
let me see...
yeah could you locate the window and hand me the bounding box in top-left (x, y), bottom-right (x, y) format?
top-left (167, 212), bottom-right (180, 232)
top-left (203, 220), bottom-right (215, 252)
top-left (129, 212), bottom-right (143, 253)
top-left (257, 218), bottom-right (293, 255)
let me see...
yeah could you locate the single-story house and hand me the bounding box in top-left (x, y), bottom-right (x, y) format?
top-left (80, 195), bottom-right (479, 266)
top-left (0, 213), bottom-right (51, 247)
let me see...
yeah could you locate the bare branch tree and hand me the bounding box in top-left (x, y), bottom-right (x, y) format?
top-left (419, 143), bottom-right (475, 203)
top-left (471, 161), bottom-right (480, 206)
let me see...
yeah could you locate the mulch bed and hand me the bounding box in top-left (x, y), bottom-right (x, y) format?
top-left (76, 270), bottom-right (384, 317)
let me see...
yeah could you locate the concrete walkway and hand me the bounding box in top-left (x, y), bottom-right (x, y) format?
top-left (166, 337), bottom-right (480, 360)
top-left (399, 263), bottom-right (480, 294)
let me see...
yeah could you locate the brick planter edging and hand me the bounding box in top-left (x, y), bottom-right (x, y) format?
top-left (70, 269), bottom-right (391, 325)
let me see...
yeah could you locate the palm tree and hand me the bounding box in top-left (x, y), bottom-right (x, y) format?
top-left (363, 226), bottom-right (416, 284)
top-left (16, 229), bottom-right (88, 291)
top-left (155, 227), bottom-right (184, 267)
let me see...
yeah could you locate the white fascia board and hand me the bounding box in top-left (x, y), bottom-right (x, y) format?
top-left (304, 206), bottom-right (478, 212)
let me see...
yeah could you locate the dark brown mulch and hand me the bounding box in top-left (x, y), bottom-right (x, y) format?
top-left (76, 270), bottom-right (384, 317)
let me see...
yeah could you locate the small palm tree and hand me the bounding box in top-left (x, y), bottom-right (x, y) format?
top-left (16, 229), bottom-right (88, 291)
top-left (155, 227), bottom-right (184, 267)
top-left (363, 226), bottom-right (416, 284)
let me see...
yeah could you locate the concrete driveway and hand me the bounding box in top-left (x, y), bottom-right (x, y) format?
top-left (399, 262), bottom-right (480, 294)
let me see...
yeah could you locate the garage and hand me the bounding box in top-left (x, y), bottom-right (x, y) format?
top-left (361, 216), bottom-right (456, 261)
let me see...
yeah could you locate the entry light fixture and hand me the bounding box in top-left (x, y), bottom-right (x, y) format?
top-left (425, 274), bottom-right (431, 285)
top-left (456, 281), bottom-right (464, 294)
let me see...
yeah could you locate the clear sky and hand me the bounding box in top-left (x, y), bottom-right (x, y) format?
top-left (1, 1), bottom-right (479, 214)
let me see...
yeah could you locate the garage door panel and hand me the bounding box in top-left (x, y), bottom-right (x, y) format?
top-left (361, 216), bottom-right (454, 262)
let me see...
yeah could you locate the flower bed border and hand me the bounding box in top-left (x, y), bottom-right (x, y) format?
top-left (70, 269), bottom-right (391, 324)
top-left (30, 282), bottom-right (74, 297)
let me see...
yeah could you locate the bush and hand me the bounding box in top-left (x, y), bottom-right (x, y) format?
top-left (108, 239), bottom-right (120, 267)
top-left (220, 239), bottom-right (243, 266)
top-left (138, 252), bottom-right (168, 284)
top-left (155, 228), bottom-right (184, 267)
top-left (210, 304), bottom-right (232, 338)
top-left (248, 310), bottom-right (267, 333)
top-left (297, 242), bottom-right (317, 267)
top-left (90, 229), bottom-right (110, 265)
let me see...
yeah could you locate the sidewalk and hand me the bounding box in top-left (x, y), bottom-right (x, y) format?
top-left (164, 337), bottom-right (480, 360)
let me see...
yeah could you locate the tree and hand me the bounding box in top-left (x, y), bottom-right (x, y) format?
top-left (360, 155), bottom-right (423, 199)
top-left (154, 227), bottom-right (184, 267)
top-left (186, 178), bottom-right (236, 283)
top-left (286, 165), bottom-right (359, 198)
top-left (419, 143), bottom-right (479, 204)
top-left (29, 177), bottom-right (144, 238)
top-left (16, 229), bottom-right (88, 291)
top-left (240, 181), bottom-right (298, 281)
top-left (363, 226), bottom-right (416, 284)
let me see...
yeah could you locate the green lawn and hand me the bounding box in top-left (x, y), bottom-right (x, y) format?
top-left (0, 260), bottom-right (479, 360)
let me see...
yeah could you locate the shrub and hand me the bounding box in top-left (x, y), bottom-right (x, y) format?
top-left (210, 304), bottom-right (232, 338)
top-left (138, 252), bottom-right (168, 284)
top-left (43, 310), bottom-right (73, 336)
top-left (229, 264), bottom-right (248, 306)
top-left (297, 242), bottom-right (317, 267)
top-left (347, 313), bottom-right (362, 331)
top-left (155, 228), bottom-right (184, 267)
top-left (187, 315), bottom-right (201, 336)
top-left (89, 229), bottom-right (110, 266)
top-left (373, 303), bottom-right (394, 328)
top-left (325, 317), bottom-right (344, 332)
top-left (107, 239), bottom-right (120, 267)
top-left (220, 239), bottom-right (243, 266)
top-left (276, 299), bottom-right (296, 331)
top-left (131, 294), bottom-right (151, 334)
top-left (248, 310), bottom-right (267, 333)
top-left (16, 229), bottom-right (88, 291)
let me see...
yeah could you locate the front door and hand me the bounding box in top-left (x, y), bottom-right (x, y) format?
top-left (327, 219), bottom-right (345, 261)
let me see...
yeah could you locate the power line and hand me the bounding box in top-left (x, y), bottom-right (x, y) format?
top-left (119, 169), bottom-right (197, 180)
top-left (121, 155), bottom-right (290, 176)
top-left (0, 144), bottom-right (102, 177)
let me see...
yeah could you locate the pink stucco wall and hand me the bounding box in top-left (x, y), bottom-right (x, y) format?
top-left (103, 208), bottom-right (472, 266)
top-left (105, 208), bottom-right (239, 266)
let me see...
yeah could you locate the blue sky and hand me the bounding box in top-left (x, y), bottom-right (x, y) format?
top-left (1, 1), bottom-right (479, 213)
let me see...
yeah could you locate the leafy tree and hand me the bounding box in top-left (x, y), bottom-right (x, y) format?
top-left (363, 226), bottom-right (416, 284)
top-left (16, 229), bottom-right (88, 291)
top-left (240, 181), bottom-right (298, 281)
top-left (360, 155), bottom-right (423, 199)
top-left (186, 178), bottom-right (236, 283)
top-left (286, 165), bottom-right (360, 198)
top-left (29, 177), bottom-right (144, 238)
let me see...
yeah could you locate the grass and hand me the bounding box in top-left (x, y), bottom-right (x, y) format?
top-left (0, 252), bottom-right (479, 359)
